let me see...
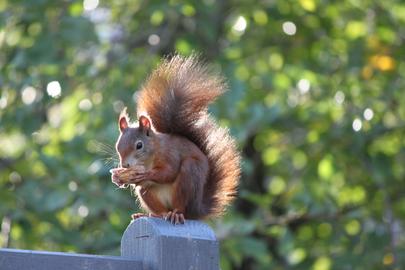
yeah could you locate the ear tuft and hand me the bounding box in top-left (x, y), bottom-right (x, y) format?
top-left (119, 107), bottom-right (129, 132)
top-left (139, 115), bottom-right (152, 135)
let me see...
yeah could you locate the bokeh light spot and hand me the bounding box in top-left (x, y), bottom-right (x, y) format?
top-left (318, 155), bottom-right (334, 181)
top-left (370, 55), bottom-right (395, 71)
top-left (113, 100), bottom-right (125, 113)
top-left (345, 21), bottom-right (366, 39)
top-left (253, 10), bottom-right (268, 25)
top-left (313, 256), bottom-right (331, 270)
top-left (269, 176), bottom-right (286, 195)
top-left (83, 0), bottom-right (99, 11)
top-left (269, 53), bottom-right (284, 70)
top-left (233, 16), bottom-right (247, 33)
top-left (263, 147), bottom-right (280, 165)
top-left (88, 160), bottom-right (102, 174)
top-left (299, 0), bottom-right (316, 12)
top-left (181, 4), bottom-right (195, 17)
top-left (150, 10), bottom-right (164, 25)
top-left (148, 34), bottom-right (160, 46)
top-left (79, 99), bottom-right (93, 111)
top-left (78, 205), bottom-right (89, 217)
top-left (345, 220), bottom-right (361, 236)
top-left (21, 86), bottom-right (37, 105)
top-left (175, 39), bottom-right (191, 54)
top-left (293, 151), bottom-right (307, 169)
top-left (289, 248), bottom-right (306, 265)
top-left (0, 96), bottom-right (7, 109)
top-left (282, 21), bottom-right (297, 35)
top-left (46, 81), bottom-right (62, 98)
top-left (334, 91), bottom-right (345, 105)
top-left (383, 253), bottom-right (395, 266)
top-left (352, 118), bottom-right (362, 132)
top-left (297, 79), bottom-right (310, 94)
top-left (235, 65), bottom-right (250, 81)
top-left (9, 171), bottom-right (22, 184)
top-left (68, 181), bottom-right (78, 192)
top-left (363, 108), bottom-right (374, 121)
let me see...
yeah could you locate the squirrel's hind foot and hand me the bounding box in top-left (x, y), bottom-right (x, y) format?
top-left (131, 213), bottom-right (148, 220)
top-left (131, 213), bottom-right (162, 220)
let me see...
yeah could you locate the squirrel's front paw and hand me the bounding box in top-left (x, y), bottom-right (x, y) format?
top-left (127, 171), bottom-right (148, 184)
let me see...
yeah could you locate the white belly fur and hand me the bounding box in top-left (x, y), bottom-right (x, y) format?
top-left (135, 181), bottom-right (173, 211)
top-left (136, 181), bottom-right (173, 207)
top-left (154, 183), bottom-right (173, 209)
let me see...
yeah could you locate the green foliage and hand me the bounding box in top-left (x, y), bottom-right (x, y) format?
top-left (1, 0), bottom-right (405, 269)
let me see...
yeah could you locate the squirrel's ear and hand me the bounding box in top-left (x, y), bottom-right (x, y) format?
top-left (119, 107), bottom-right (129, 132)
top-left (139, 115), bottom-right (151, 136)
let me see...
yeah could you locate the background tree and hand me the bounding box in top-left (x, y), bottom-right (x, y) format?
top-left (1, 0), bottom-right (404, 269)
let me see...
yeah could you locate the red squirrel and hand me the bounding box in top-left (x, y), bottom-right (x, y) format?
top-left (110, 55), bottom-right (240, 224)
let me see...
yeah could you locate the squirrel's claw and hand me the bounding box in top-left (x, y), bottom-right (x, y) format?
top-left (164, 209), bottom-right (185, 225)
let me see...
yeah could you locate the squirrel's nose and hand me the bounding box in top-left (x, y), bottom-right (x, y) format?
top-left (120, 159), bottom-right (129, 168)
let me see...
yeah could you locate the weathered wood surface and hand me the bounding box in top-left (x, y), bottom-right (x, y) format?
top-left (0, 248), bottom-right (141, 270)
top-left (121, 217), bottom-right (219, 270)
top-left (0, 217), bottom-right (219, 270)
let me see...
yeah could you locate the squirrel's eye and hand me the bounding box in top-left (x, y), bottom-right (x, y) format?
top-left (136, 141), bottom-right (143, 150)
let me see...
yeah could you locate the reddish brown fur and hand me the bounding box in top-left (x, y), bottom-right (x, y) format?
top-left (135, 55), bottom-right (241, 218)
top-left (136, 186), bottom-right (168, 214)
top-left (115, 128), bottom-right (209, 219)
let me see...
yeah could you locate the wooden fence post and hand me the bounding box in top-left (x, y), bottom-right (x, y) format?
top-left (121, 217), bottom-right (219, 270)
top-left (0, 248), bottom-right (142, 270)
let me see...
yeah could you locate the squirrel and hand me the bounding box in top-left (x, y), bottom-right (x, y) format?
top-left (110, 54), bottom-right (240, 224)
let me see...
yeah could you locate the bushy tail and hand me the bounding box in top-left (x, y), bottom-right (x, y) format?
top-left (136, 54), bottom-right (240, 218)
